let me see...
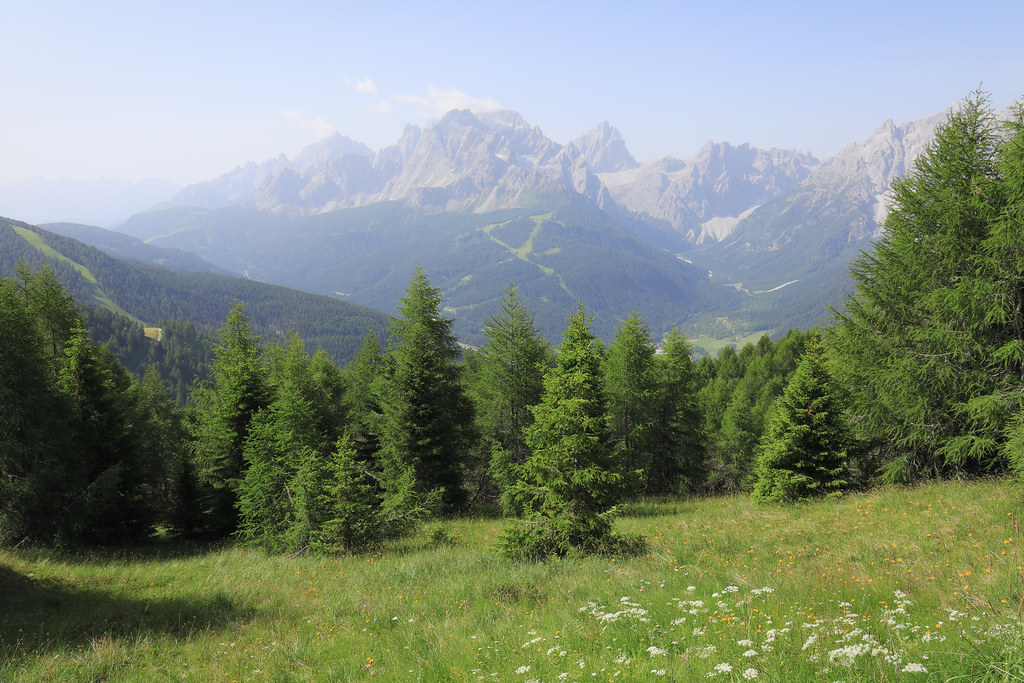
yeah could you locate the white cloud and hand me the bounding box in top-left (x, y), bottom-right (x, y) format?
top-left (346, 77), bottom-right (379, 94)
top-left (279, 109), bottom-right (337, 139)
top-left (393, 86), bottom-right (504, 117)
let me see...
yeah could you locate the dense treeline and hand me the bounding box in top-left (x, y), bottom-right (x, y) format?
top-left (2, 92), bottom-right (1022, 556)
top-left (0, 266), bottom-right (180, 546)
top-left (85, 306), bottom-right (215, 406)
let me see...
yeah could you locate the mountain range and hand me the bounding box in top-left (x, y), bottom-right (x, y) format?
top-left (30, 102), bottom-right (964, 349)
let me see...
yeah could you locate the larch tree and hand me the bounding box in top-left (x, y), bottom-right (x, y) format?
top-left (655, 326), bottom-right (707, 493)
top-left (603, 311), bottom-right (660, 491)
top-left (830, 91), bottom-right (1012, 481)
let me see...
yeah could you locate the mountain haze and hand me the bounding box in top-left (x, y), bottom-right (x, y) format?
top-left (109, 102), bottom-right (964, 347)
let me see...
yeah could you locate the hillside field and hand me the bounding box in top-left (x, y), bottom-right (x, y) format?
top-left (2, 478), bottom-right (1022, 681)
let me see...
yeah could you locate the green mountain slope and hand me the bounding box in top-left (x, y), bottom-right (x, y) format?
top-left (120, 198), bottom-right (743, 344)
top-left (0, 217), bottom-right (389, 364)
top-left (41, 222), bottom-right (230, 274)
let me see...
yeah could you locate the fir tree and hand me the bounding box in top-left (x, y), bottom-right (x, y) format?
top-left (752, 336), bottom-right (851, 503)
top-left (503, 305), bottom-right (642, 559)
top-left (472, 284), bottom-right (550, 515)
top-left (188, 300), bottom-right (269, 535)
top-left (656, 326), bottom-right (707, 493)
top-left (376, 267), bottom-right (474, 514)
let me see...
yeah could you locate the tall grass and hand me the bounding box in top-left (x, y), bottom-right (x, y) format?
top-left (2, 478), bottom-right (1022, 681)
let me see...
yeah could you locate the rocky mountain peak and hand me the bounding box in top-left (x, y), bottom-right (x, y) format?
top-left (291, 133), bottom-right (374, 175)
top-left (572, 121), bottom-right (637, 173)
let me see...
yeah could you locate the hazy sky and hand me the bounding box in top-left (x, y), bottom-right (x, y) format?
top-left (2, 0), bottom-right (1022, 187)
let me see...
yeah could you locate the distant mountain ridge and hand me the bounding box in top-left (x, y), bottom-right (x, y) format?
top-left (150, 104), bottom-right (952, 253)
top-left (116, 101), bottom-right (967, 346)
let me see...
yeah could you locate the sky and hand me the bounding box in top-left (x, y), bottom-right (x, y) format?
top-left (2, 0), bottom-right (1022, 188)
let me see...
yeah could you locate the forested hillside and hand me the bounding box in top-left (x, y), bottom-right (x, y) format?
top-left (117, 198), bottom-right (742, 345)
top-left (0, 218), bottom-right (390, 365)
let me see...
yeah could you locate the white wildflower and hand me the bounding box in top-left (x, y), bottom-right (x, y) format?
top-left (901, 662), bottom-right (928, 673)
top-left (743, 669), bottom-right (759, 680)
top-left (515, 665), bottom-right (530, 674)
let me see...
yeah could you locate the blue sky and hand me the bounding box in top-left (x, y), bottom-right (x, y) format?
top-left (2, 0), bottom-right (1021, 186)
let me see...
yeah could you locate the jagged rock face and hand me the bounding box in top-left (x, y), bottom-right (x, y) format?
top-left (726, 108), bottom-right (950, 254)
top-left (572, 121), bottom-right (637, 173)
top-left (167, 154), bottom-right (292, 209)
top-left (160, 104), bottom-right (951, 251)
top-left (163, 109), bottom-right (611, 215)
top-left (600, 142), bottom-right (819, 243)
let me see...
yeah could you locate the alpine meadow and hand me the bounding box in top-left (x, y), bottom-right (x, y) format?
top-left (3, 90), bottom-right (1024, 683)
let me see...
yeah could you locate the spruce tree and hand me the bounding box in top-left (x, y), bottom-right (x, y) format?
top-left (503, 305), bottom-right (642, 559)
top-left (752, 335), bottom-right (852, 503)
top-left (603, 312), bottom-right (659, 489)
top-left (376, 267), bottom-right (474, 514)
top-left (472, 284), bottom-right (550, 515)
top-left (656, 326), bottom-right (707, 493)
top-left (188, 300), bottom-right (269, 535)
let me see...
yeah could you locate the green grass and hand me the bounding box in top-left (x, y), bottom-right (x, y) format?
top-left (3, 478), bottom-right (1023, 681)
top-left (11, 225), bottom-right (141, 323)
top-left (690, 331), bottom-right (770, 356)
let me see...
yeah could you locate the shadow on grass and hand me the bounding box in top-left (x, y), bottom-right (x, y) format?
top-left (31, 536), bottom-right (235, 567)
top-left (0, 562), bottom-right (253, 656)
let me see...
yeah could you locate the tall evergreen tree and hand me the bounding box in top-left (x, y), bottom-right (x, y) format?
top-left (831, 92), bottom-right (1009, 481)
top-left (603, 311), bottom-right (661, 492)
top-left (236, 334), bottom-right (321, 551)
top-left (752, 335), bottom-right (852, 503)
top-left (59, 327), bottom-right (161, 543)
top-left (975, 104), bottom-right (1024, 475)
top-left (2, 267), bottom-right (180, 546)
top-left (0, 274), bottom-right (72, 545)
top-left (471, 284), bottom-right (550, 515)
top-left (503, 305), bottom-right (641, 559)
top-left (188, 300), bottom-right (269, 535)
top-left (376, 267), bottom-right (474, 513)
top-left (655, 326), bottom-right (707, 493)
top-left (342, 331), bottom-right (384, 468)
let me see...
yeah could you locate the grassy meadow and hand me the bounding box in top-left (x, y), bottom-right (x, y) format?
top-left (2, 478), bottom-right (1023, 682)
